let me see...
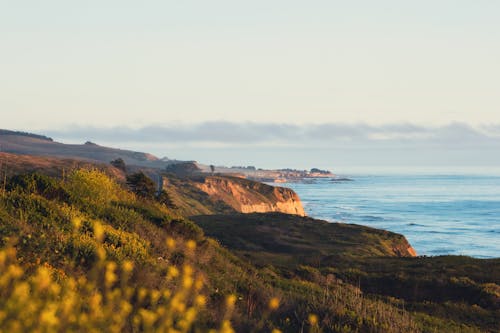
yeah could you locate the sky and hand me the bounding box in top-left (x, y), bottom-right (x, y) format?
top-left (1, 1), bottom-right (499, 172)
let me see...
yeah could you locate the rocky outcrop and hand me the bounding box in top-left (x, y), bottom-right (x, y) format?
top-left (194, 176), bottom-right (306, 216)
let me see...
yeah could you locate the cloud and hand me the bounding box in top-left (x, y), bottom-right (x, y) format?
top-left (45, 122), bottom-right (500, 147)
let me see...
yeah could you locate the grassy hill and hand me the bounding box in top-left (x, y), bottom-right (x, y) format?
top-left (191, 213), bottom-right (416, 268)
top-left (0, 158), bottom-right (498, 332)
top-left (0, 130), bottom-right (170, 168)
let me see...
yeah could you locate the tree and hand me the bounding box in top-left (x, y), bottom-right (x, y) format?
top-left (126, 172), bottom-right (156, 199)
top-left (110, 158), bottom-right (126, 172)
top-left (210, 165), bottom-right (215, 174)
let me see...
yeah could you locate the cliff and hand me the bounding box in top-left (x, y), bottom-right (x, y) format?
top-left (193, 175), bottom-right (306, 216)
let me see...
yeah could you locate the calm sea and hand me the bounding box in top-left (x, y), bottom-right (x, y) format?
top-left (272, 175), bottom-right (500, 258)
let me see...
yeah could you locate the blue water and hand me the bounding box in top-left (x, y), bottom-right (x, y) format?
top-left (271, 175), bottom-right (500, 258)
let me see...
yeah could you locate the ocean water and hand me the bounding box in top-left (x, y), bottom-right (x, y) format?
top-left (272, 175), bottom-right (500, 258)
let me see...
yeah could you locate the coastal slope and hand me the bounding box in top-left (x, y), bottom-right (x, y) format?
top-left (191, 212), bottom-right (416, 269)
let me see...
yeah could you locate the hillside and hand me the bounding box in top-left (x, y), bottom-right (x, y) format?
top-left (191, 213), bottom-right (416, 267)
top-left (0, 130), bottom-right (171, 168)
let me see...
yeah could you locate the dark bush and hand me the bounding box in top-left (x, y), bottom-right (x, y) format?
top-left (126, 172), bottom-right (156, 199)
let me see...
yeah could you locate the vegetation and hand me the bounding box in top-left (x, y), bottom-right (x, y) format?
top-left (0, 167), bottom-right (498, 332)
top-left (126, 172), bottom-right (157, 199)
top-left (110, 158), bottom-right (127, 172)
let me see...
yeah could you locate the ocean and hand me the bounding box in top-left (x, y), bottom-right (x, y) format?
top-left (271, 175), bottom-right (500, 259)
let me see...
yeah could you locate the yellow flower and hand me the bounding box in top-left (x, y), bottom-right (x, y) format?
top-left (96, 247), bottom-right (106, 260)
top-left (220, 320), bottom-right (235, 333)
top-left (186, 240), bottom-right (196, 251)
top-left (138, 309), bottom-right (157, 328)
top-left (268, 297), bottom-right (280, 310)
top-left (35, 267), bottom-right (52, 290)
top-left (226, 294), bottom-right (237, 308)
top-left (308, 314), bottom-right (319, 326)
top-left (8, 265), bottom-right (24, 279)
top-left (72, 217), bottom-right (82, 229)
top-left (0, 311), bottom-right (6, 322)
top-left (182, 276), bottom-right (193, 289)
top-left (39, 306), bottom-right (59, 327)
top-left (89, 293), bottom-right (102, 309)
top-left (0, 251), bottom-right (6, 267)
top-left (183, 264), bottom-right (193, 276)
top-left (105, 262), bottom-right (118, 287)
top-left (167, 266), bottom-right (179, 279)
top-left (12, 282), bottom-right (30, 301)
top-left (195, 295), bottom-right (206, 307)
top-left (150, 290), bottom-right (161, 304)
top-left (93, 221), bottom-right (104, 242)
top-left (166, 237), bottom-right (176, 250)
top-left (122, 260), bottom-right (134, 273)
top-left (194, 277), bottom-right (204, 291)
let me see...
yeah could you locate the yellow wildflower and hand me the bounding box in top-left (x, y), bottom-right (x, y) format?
top-left (226, 294), bottom-right (237, 308)
top-left (105, 262), bottom-right (118, 287)
top-left (39, 306), bottom-right (59, 327)
top-left (93, 221), bottom-right (104, 242)
top-left (122, 260), bottom-right (134, 273)
top-left (186, 240), bottom-right (196, 251)
top-left (195, 295), bottom-right (206, 307)
top-left (308, 314), bottom-right (319, 326)
top-left (167, 266), bottom-right (180, 279)
top-left (268, 297), bottom-right (280, 310)
top-left (166, 237), bottom-right (176, 250)
top-left (183, 275), bottom-right (193, 289)
top-left (220, 320), bottom-right (235, 333)
top-left (72, 217), bottom-right (82, 229)
top-left (35, 267), bottom-right (52, 290)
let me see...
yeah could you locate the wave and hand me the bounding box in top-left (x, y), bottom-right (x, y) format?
top-left (360, 215), bottom-right (385, 222)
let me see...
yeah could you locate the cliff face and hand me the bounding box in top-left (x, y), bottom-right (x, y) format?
top-left (388, 235), bottom-right (418, 257)
top-left (193, 176), bottom-right (306, 216)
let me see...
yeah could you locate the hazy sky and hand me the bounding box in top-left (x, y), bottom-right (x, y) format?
top-left (2, 1), bottom-right (499, 171)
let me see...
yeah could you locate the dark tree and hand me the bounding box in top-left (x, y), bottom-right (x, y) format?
top-left (126, 172), bottom-right (156, 199)
top-left (110, 158), bottom-right (126, 172)
top-left (157, 189), bottom-right (177, 209)
top-left (210, 165), bottom-right (215, 174)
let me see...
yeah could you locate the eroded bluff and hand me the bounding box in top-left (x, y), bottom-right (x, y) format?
top-left (194, 176), bottom-right (306, 216)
